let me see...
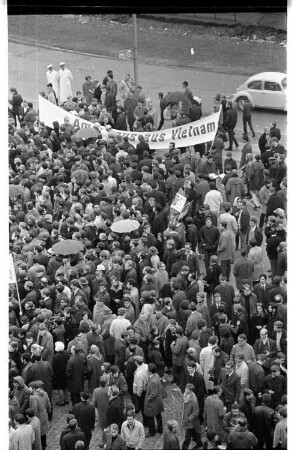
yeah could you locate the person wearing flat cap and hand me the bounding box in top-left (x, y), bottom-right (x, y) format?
top-left (58, 62), bottom-right (73, 104)
top-left (46, 64), bottom-right (59, 99)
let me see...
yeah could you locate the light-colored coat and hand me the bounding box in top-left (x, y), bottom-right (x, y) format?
top-left (182, 392), bottom-right (200, 432)
top-left (133, 363), bottom-right (149, 396)
top-left (92, 385), bottom-right (109, 429)
top-left (259, 185), bottom-right (271, 214)
top-left (59, 67), bottom-right (73, 103)
top-left (30, 416), bottom-right (42, 450)
top-left (29, 389), bottom-right (51, 436)
top-left (46, 69), bottom-right (60, 97)
top-left (236, 360), bottom-right (250, 389)
top-left (248, 247), bottom-right (263, 282)
top-left (200, 344), bottom-right (215, 390)
top-left (217, 229), bottom-right (234, 262)
top-left (204, 394), bottom-right (226, 437)
top-left (9, 424), bottom-right (35, 450)
top-left (171, 335), bottom-right (189, 367)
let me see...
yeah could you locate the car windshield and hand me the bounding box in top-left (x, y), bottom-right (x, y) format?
top-left (281, 77), bottom-right (287, 89)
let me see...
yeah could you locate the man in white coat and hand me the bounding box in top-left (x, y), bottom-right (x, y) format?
top-left (199, 335), bottom-right (218, 392)
top-left (58, 62), bottom-right (73, 104)
top-left (46, 64), bottom-right (60, 99)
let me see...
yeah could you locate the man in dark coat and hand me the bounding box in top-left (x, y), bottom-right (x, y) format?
top-left (52, 341), bottom-right (70, 405)
top-left (148, 339), bottom-right (165, 379)
top-left (136, 135), bottom-right (151, 161)
top-left (248, 354), bottom-right (267, 403)
top-left (8, 87), bottom-right (23, 126)
top-left (86, 324), bottom-right (106, 359)
top-left (237, 199), bottom-right (250, 252)
top-left (72, 392), bottom-right (95, 450)
top-left (240, 98), bottom-right (255, 138)
top-left (218, 361), bottom-right (241, 411)
top-left (233, 251), bottom-right (254, 292)
top-left (266, 227), bottom-right (283, 278)
top-left (157, 92), bottom-right (167, 130)
top-left (258, 126), bottom-right (270, 155)
top-left (60, 418), bottom-right (87, 450)
top-left (144, 363), bottom-right (164, 437)
top-left (199, 216), bottom-right (220, 271)
top-left (262, 364), bottom-right (287, 408)
top-left (247, 217), bottom-right (263, 249)
top-left (266, 187), bottom-right (284, 219)
top-left (252, 393), bottom-right (276, 449)
top-left (104, 423), bottom-right (127, 450)
top-left (114, 332), bottom-right (127, 374)
top-left (239, 388), bottom-right (256, 430)
top-left (227, 417), bottom-right (258, 449)
top-left (224, 101), bottom-right (238, 151)
top-left (181, 361), bottom-right (206, 423)
top-left (26, 353), bottom-right (54, 415)
top-left (66, 345), bottom-right (86, 407)
top-left (270, 121), bottom-right (281, 141)
top-left (271, 319), bottom-right (287, 354)
top-left (253, 328), bottom-right (277, 362)
top-left (107, 385), bottom-right (124, 430)
top-left (214, 279), bottom-right (235, 320)
top-left (253, 274), bottom-right (272, 308)
top-left (22, 102), bottom-right (37, 128)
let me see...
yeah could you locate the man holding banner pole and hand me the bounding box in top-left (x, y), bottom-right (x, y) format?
top-left (9, 253), bottom-right (22, 315)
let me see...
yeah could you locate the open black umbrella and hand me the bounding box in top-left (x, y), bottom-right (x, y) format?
top-left (164, 91), bottom-right (191, 114)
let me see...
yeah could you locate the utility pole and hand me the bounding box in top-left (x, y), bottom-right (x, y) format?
top-left (132, 14), bottom-right (139, 86)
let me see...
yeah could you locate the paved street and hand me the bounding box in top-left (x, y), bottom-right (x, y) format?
top-left (48, 377), bottom-right (187, 450)
top-left (8, 40), bottom-right (287, 141)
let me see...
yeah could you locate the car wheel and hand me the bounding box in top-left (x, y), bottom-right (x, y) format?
top-left (237, 96), bottom-right (248, 109)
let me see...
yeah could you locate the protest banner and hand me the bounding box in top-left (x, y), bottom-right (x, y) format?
top-left (9, 254), bottom-right (17, 284)
top-left (39, 96), bottom-right (220, 150)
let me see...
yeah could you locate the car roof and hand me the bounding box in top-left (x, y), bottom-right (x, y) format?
top-left (246, 72), bottom-right (287, 83)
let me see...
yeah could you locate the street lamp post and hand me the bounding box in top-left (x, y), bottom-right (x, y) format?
top-left (132, 14), bottom-right (139, 86)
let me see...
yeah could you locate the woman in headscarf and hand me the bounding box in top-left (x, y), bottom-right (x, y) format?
top-left (86, 344), bottom-right (104, 394)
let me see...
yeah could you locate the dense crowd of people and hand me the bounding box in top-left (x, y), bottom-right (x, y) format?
top-left (8, 64), bottom-right (287, 450)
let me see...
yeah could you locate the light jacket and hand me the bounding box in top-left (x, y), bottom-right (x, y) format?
top-left (133, 363), bottom-right (149, 396)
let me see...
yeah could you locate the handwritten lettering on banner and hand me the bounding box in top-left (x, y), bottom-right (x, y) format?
top-left (38, 96), bottom-right (220, 150)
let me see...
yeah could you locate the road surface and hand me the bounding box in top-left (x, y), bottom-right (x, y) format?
top-left (8, 40), bottom-right (287, 140)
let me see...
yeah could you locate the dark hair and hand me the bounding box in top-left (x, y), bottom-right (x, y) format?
top-left (212, 386), bottom-right (221, 394)
top-left (148, 363), bottom-right (157, 373)
top-left (26, 408), bottom-right (35, 418)
top-left (14, 414), bottom-right (25, 424)
top-left (186, 361), bottom-right (196, 368)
